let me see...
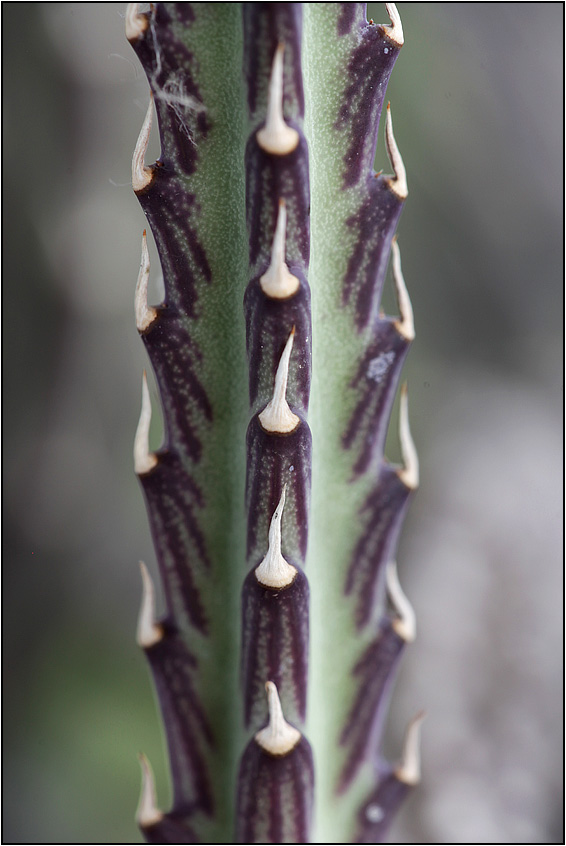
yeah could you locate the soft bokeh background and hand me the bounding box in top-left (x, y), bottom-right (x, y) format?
top-left (3, 3), bottom-right (563, 843)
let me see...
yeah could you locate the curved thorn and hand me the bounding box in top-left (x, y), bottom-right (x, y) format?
top-left (398, 384), bottom-right (419, 490)
top-left (136, 753), bottom-right (163, 828)
top-left (125, 3), bottom-right (148, 42)
top-left (385, 104), bottom-right (408, 200)
top-left (395, 711), bottom-right (425, 785)
top-left (132, 95), bottom-right (155, 193)
top-left (255, 486), bottom-right (297, 589)
top-left (135, 231), bottom-right (158, 332)
top-left (137, 561), bottom-right (163, 648)
top-left (391, 239), bottom-right (415, 341)
top-left (258, 329), bottom-right (301, 434)
top-left (382, 4), bottom-right (404, 48)
top-left (255, 681), bottom-right (302, 756)
top-left (260, 200), bottom-right (300, 299)
top-left (386, 561), bottom-right (416, 643)
top-left (134, 372), bottom-right (159, 475)
top-left (256, 44), bottom-right (299, 156)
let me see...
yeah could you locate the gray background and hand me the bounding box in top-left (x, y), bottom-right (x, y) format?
top-left (4, 3), bottom-right (563, 843)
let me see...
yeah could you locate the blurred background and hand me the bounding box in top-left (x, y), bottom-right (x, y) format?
top-left (3, 3), bottom-right (563, 843)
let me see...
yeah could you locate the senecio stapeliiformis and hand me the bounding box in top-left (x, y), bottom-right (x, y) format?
top-left (126, 3), bottom-right (423, 843)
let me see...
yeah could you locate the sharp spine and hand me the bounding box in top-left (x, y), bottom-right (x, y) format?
top-left (395, 711), bottom-right (425, 785)
top-left (383, 4), bottom-right (404, 48)
top-left (125, 3), bottom-right (148, 42)
top-left (137, 561), bottom-right (163, 648)
top-left (258, 329), bottom-right (300, 434)
top-left (260, 200), bottom-right (300, 299)
top-left (385, 104), bottom-right (408, 200)
top-left (255, 487), bottom-right (297, 589)
top-left (256, 44), bottom-right (300, 156)
top-left (391, 238), bottom-right (415, 341)
top-left (135, 231), bottom-right (158, 332)
top-left (134, 372), bottom-right (159, 476)
top-left (136, 753), bottom-right (163, 828)
top-left (132, 96), bottom-right (155, 193)
top-left (386, 561), bottom-right (416, 643)
top-left (255, 680), bottom-right (301, 756)
top-left (398, 384), bottom-right (419, 489)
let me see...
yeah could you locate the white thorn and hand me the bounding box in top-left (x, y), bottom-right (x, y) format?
top-left (135, 231), bottom-right (158, 332)
top-left (255, 681), bottom-right (301, 756)
top-left (398, 384), bottom-right (419, 490)
top-left (258, 330), bottom-right (301, 434)
top-left (386, 561), bottom-right (416, 643)
top-left (137, 561), bottom-right (163, 648)
top-left (132, 95), bottom-right (154, 192)
top-left (391, 239), bottom-right (415, 341)
top-left (383, 4), bottom-right (404, 48)
top-left (136, 754), bottom-right (163, 828)
top-left (125, 3), bottom-right (148, 42)
top-left (260, 200), bottom-right (300, 299)
top-left (395, 712), bottom-right (425, 785)
top-left (385, 104), bottom-right (408, 200)
top-left (256, 44), bottom-right (299, 156)
top-left (255, 487), bottom-right (297, 590)
top-left (134, 372), bottom-right (159, 475)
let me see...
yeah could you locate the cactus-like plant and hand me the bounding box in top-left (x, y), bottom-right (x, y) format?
top-left (126, 3), bottom-right (422, 843)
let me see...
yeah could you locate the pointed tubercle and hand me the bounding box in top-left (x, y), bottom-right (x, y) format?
top-left (260, 200), bottom-right (300, 299)
top-left (398, 384), bottom-right (419, 490)
top-left (395, 711), bottom-right (425, 785)
top-left (255, 681), bottom-right (301, 756)
top-left (136, 753), bottom-right (163, 828)
top-left (382, 4), bottom-right (404, 48)
top-left (135, 231), bottom-right (158, 332)
top-left (137, 561), bottom-right (163, 648)
top-left (125, 3), bottom-right (148, 42)
top-left (391, 239), bottom-right (415, 341)
top-left (134, 372), bottom-right (159, 475)
top-left (385, 104), bottom-right (408, 200)
top-left (386, 561), bottom-right (416, 643)
top-left (132, 96), bottom-right (155, 193)
top-left (256, 44), bottom-right (299, 156)
top-left (258, 329), bottom-right (300, 434)
top-left (255, 487), bottom-right (297, 589)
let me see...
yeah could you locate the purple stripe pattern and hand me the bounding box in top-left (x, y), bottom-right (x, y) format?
top-left (345, 464), bottom-right (413, 630)
top-left (143, 627), bottom-right (214, 816)
top-left (338, 620), bottom-right (405, 791)
top-left (241, 566), bottom-right (309, 730)
top-left (238, 4), bottom-right (314, 840)
top-left (342, 318), bottom-right (410, 476)
top-left (236, 736), bottom-right (314, 844)
top-left (357, 767), bottom-right (410, 844)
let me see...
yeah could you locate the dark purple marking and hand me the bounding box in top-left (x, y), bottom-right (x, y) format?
top-left (144, 625), bottom-right (213, 816)
top-left (245, 134), bottom-right (310, 272)
top-left (243, 3), bottom-right (304, 120)
top-left (236, 734), bottom-right (314, 844)
top-left (342, 320), bottom-right (409, 476)
top-left (345, 465), bottom-right (412, 629)
top-left (142, 307), bottom-right (212, 465)
top-left (335, 21), bottom-right (400, 188)
top-left (137, 177), bottom-right (212, 321)
top-left (139, 450), bottom-right (210, 634)
top-left (246, 416), bottom-right (311, 567)
top-left (338, 620), bottom-right (405, 792)
top-left (241, 566), bottom-right (309, 731)
top-left (343, 176), bottom-right (404, 331)
top-left (141, 814), bottom-right (197, 845)
top-left (357, 767), bottom-right (411, 844)
top-left (131, 4), bottom-right (209, 177)
top-left (337, 3), bottom-right (366, 36)
top-left (244, 275), bottom-right (311, 414)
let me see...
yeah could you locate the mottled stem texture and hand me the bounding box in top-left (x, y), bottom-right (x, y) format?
top-left (127, 3), bottom-right (422, 844)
